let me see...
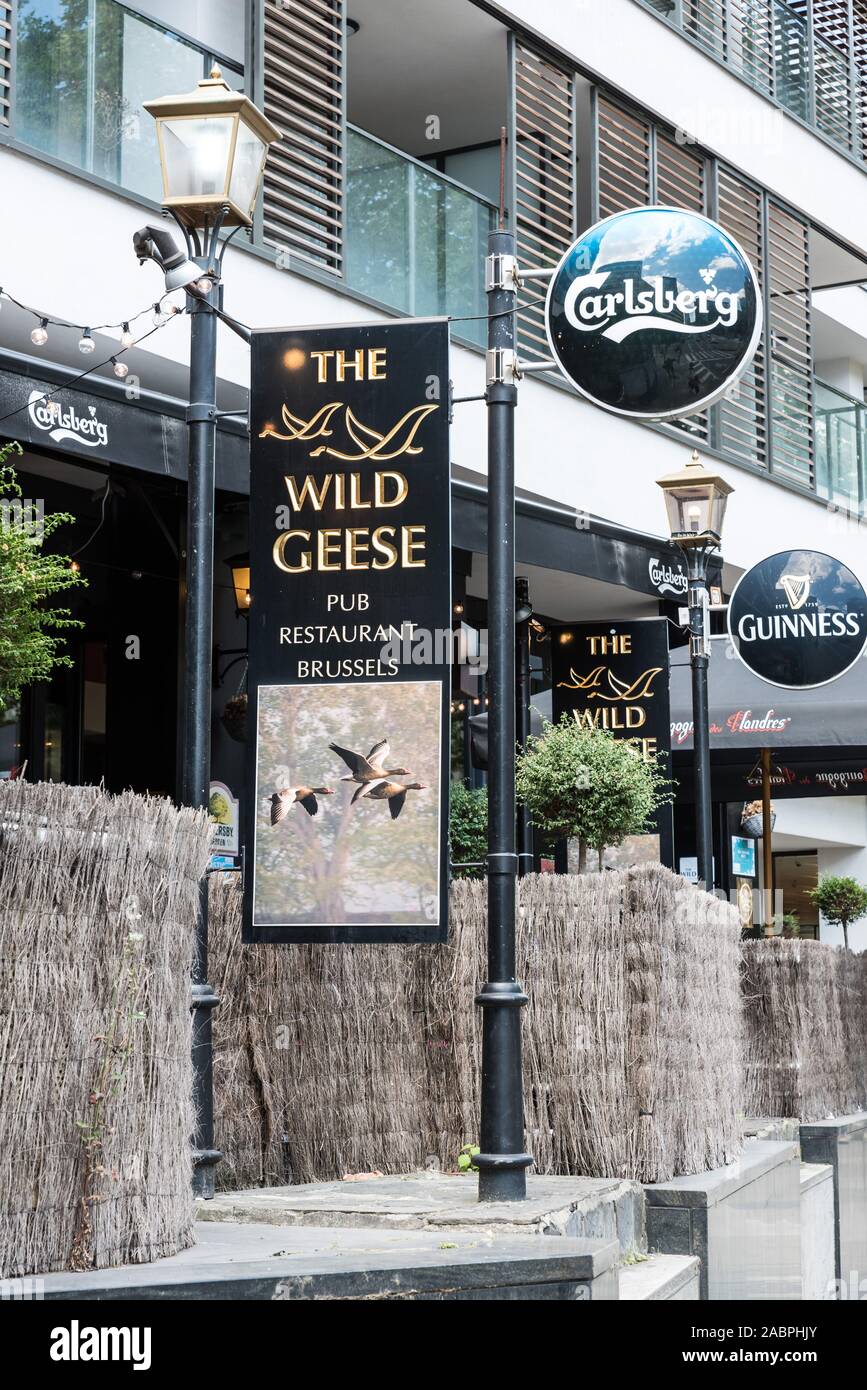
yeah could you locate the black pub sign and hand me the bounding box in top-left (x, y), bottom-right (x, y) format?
top-left (553, 619), bottom-right (673, 860)
top-left (244, 319), bottom-right (451, 944)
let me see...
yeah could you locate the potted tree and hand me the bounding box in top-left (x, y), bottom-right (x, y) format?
top-left (0, 441), bottom-right (84, 717)
top-left (807, 875), bottom-right (867, 951)
top-left (448, 784), bottom-right (487, 879)
top-left (515, 718), bottom-right (671, 871)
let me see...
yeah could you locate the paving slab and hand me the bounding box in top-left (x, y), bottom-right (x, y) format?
top-left (618, 1254), bottom-right (700, 1301)
top-left (198, 1172), bottom-right (645, 1253)
top-left (33, 1221), bottom-right (620, 1301)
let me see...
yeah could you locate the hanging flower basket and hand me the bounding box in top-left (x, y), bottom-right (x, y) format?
top-left (221, 693), bottom-right (248, 743)
top-left (741, 799), bottom-right (775, 838)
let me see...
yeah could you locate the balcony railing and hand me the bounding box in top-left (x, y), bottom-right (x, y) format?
top-left (346, 127), bottom-right (496, 348)
top-left (815, 378), bottom-right (867, 516)
top-left (14, 0), bottom-right (241, 204)
top-left (640, 1), bottom-right (867, 163)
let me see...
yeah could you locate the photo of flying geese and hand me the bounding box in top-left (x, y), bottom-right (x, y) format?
top-left (270, 785), bottom-right (334, 824)
top-left (356, 779), bottom-right (427, 819)
top-left (329, 739), bottom-right (409, 787)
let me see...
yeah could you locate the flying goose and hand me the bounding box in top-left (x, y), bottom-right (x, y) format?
top-left (356, 779), bottom-right (427, 820)
top-left (329, 739), bottom-right (409, 788)
top-left (270, 785), bottom-right (334, 824)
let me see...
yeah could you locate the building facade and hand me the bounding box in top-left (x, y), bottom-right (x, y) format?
top-left (2, 0), bottom-right (867, 944)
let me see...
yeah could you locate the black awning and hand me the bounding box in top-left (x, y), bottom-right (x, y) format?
top-left (451, 475), bottom-right (721, 601)
top-left (670, 638), bottom-right (867, 801)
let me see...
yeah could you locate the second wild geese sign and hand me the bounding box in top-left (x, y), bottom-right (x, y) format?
top-left (244, 319), bottom-right (451, 943)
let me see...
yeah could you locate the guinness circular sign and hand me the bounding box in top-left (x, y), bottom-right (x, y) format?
top-left (728, 550), bottom-right (867, 689)
top-left (545, 206), bottom-right (762, 420)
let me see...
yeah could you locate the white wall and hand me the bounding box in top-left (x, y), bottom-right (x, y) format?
top-left (773, 797), bottom-right (867, 951)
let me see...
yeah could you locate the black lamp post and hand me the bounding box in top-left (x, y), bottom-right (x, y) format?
top-left (143, 67), bottom-right (280, 1198)
top-left (475, 228), bottom-right (532, 1202)
top-left (657, 450), bottom-right (733, 892)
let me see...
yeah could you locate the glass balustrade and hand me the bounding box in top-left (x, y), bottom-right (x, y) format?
top-left (346, 127), bottom-right (496, 348)
top-left (815, 379), bottom-right (867, 516)
top-left (15, 0), bottom-right (240, 203)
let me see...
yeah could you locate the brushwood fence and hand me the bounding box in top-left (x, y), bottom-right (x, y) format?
top-left (743, 938), bottom-right (867, 1122)
top-left (210, 864), bottom-right (743, 1188)
top-left (0, 781), bottom-right (211, 1278)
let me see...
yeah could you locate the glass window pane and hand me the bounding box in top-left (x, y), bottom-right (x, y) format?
top-left (16, 0), bottom-right (241, 201)
top-left (162, 114), bottom-right (234, 199)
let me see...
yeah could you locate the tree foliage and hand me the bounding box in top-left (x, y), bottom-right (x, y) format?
top-left (516, 717), bottom-right (671, 857)
top-left (808, 875), bottom-right (867, 951)
top-left (0, 441), bottom-right (85, 710)
top-left (448, 783), bottom-right (487, 878)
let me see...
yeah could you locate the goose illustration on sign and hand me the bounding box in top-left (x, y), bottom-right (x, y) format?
top-left (545, 207), bottom-right (762, 419)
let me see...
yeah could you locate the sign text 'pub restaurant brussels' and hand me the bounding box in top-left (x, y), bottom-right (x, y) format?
top-left (244, 320), bottom-right (451, 945)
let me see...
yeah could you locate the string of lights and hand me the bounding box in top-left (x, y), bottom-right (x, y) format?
top-left (0, 293), bottom-right (183, 432)
top-left (0, 284), bottom-right (186, 356)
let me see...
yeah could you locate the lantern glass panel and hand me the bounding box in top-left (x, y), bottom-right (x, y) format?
top-left (664, 484), bottom-right (714, 539)
top-left (161, 115), bottom-right (235, 200)
top-left (229, 122), bottom-right (268, 219)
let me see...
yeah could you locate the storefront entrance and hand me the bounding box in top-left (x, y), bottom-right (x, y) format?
top-left (7, 453), bottom-right (182, 797)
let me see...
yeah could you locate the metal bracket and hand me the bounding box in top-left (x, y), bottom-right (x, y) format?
top-left (486, 347), bottom-right (520, 386)
top-left (187, 402), bottom-right (216, 423)
top-left (486, 252), bottom-right (521, 292)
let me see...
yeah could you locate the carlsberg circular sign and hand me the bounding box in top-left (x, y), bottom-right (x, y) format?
top-left (545, 206), bottom-right (762, 419)
top-left (728, 550), bottom-right (867, 690)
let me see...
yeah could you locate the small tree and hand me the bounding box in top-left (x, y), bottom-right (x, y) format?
top-left (449, 784), bottom-right (487, 879)
top-left (516, 718), bottom-right (671, 870)
top-left (808, 875), bottom-right (867, 951)
top-left (0, 441), bottom-right (85, 710)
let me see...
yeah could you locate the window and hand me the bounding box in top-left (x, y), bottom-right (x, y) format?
top-left (15, 0), bottom-right (241, 201)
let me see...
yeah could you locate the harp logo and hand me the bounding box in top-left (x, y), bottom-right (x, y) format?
top-left (778, 573), bottom-right (811, 611)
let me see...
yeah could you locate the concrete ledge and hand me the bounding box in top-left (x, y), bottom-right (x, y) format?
top-left (800, 1111), bottom-right (867, 1288)
top-left (645, 1140), bottom-right (801, 1300)
top-left (619, 1254), bottom-right (700, 1301)
top-left (800, 1163), bottom-right (835, 1301)
top-left (743, 1116), bottom-right (801, 1144)
top-left (36, 1221), bottom-right (620, 1301)
top-left (201, 1173), bottom-right (646, 1255)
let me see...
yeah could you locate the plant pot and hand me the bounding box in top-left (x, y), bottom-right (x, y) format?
top-left (741, 811), bottom-right (775, 838)
top-left (221, 693), bottom-right (248, 744)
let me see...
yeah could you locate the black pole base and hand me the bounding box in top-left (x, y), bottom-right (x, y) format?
top-left (476, 1153), bottom-right (534, 1203)
top-left (192, 1150), bottom-right (223, 1200)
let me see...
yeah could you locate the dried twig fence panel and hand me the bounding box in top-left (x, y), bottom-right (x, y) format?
top-left (743, 939), bottom-right (867, 1122)
top-left (210, 864), bottom-right (742, 1188)
top-left (0, 781), bottom-right (210, 1279)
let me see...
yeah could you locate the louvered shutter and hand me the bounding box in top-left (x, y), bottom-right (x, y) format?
top-left (262, 0), bottom-right (345, 275)
top-left (510, 38), bottom-right (576, 361)
top-left (717, 170), bottom-right (768, 467)
top-left (0, 1), bottom-right (11, 128)
top-left (768, 202), bottom-right (814, 489)
top-left (655, 132), bottom-right (706, 211)
top-left (595, 95), bottom-right (651, 218)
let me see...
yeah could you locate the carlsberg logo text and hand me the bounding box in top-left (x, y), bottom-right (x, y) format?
top-left (565, 273), bottom-right (742, 344)
top-left (738, 611), bottom-right (862, 642)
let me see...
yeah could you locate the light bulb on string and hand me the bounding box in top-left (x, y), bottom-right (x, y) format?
top-left (152, 302), bottom-right (169, 327)
top-left (112, 357), bottom-right (129, 380)
top-left (31, 319), bottom-right (49, 347)
top-left (78, 328), bottom-right (95, 354)
top-left (120, 322), bottom-right (134, 350)
top-left (195, 275), bottom-right (215, 296)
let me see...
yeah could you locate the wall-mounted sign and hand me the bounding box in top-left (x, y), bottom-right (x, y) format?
top-left (553, 619), bottom-right (673, 864)
top-left (209, 780), bottom-right (239, 857)
top-left (731, 835), bottom-right (757, 878)
top-left (244, 319), bottom-right (451, 945)
top-left (545, 206), bottom-right (762, 420)
top-left (728, 550), bottom-right (867, 689)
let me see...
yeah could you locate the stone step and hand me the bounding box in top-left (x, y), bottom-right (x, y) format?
top-left (35, 1221), bottom-right (621, 1301)
top-left (200, 1171), bottom-right (646, 1257)
top-left (618, 1253), bottom-right (700, 1301)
